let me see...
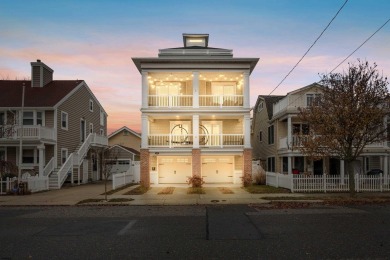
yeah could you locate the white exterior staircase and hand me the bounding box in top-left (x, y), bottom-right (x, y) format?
top-left (47, 133), bottom-right (108, 189)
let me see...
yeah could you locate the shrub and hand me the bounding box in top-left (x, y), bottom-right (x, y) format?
top-left (254, 167), bottom-right (266, 185)
top-left (187, 175), bottom-right (205, 188)
top-left (241, 173), bottom-right (252, 187)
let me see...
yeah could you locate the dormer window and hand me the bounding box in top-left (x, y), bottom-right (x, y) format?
top-left (183, 34), bottom-right (209, 48)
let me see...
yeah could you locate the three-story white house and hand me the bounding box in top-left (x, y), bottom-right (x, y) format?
top-left (132, 33), bottom-right (259, 186)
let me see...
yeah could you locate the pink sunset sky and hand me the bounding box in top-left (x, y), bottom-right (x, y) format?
top-left (1, 0), bottom-right (389, 134)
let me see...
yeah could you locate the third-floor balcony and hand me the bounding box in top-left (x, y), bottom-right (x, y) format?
top-left (148, 95), bottom-right (244, 108)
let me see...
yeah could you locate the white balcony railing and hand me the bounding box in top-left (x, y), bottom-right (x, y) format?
top-left (148, 134), bottom-right (244, 148)
top-left (273, 97), bottom-right (289, 115)
top-left (280, 135), bottom-right (389, 150)
top-left (148, 95), bottom-right (193, 107)
top-left (148, 134), bottom-right (194, 148)
top-left (199, 95), bottom-right (243, 107)
top-left (0, 125), bottom-right (56, 141)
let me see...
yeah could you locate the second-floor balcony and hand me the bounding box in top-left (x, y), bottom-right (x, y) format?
top-left (0, 125), bottom-right (56, 142)
top-left (279, 135), bottom-right (389, 150)
top-left (148, 133), bottom-right (244, 148)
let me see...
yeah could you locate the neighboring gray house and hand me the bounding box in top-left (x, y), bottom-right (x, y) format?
top-left (0, 60), bottom-right (108, 189)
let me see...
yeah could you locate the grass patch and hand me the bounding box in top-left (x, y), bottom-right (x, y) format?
top-left (101, 183), bottom-right (137, 195)
top-left (77, 198), bottom-right (104, 205)
top-left (108, 198), bottom-right (134, 202)
top-left (187, 187), bottom-right (205, 194)
top-left (244, 185), bottom-right (291, 194)
top-left (123, 185), bottom-right (150, 195)
top-left (158, 187), bottom-right (175, 195)
top-left (218, 187), bottom-right (234, 194)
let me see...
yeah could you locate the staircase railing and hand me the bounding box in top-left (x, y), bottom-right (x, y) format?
top-left (57, 153), bottom-right (74, 188)
top-left (43, 157), bottom-right (55, 177)
top-left (75, 133), bottom-right (94, 166)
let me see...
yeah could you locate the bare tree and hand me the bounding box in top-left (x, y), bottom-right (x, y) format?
top-left (98, 146), bottom-right (118, 201)
top-left (298, 60), bottom-right (389, 195)
top-left (0, 111), bottom-right (17, 139)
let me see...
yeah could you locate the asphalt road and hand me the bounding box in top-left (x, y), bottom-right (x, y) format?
top-left (0, 204), bottom-right (389, 259)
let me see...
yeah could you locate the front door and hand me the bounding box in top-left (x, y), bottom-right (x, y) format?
top-left (80, 119), bottom-right (86, 143)
top-left (313, 159), bottom-right (323, 175)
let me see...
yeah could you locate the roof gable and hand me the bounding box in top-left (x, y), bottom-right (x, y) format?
top-left (108, 126), bottom-right (141, 139)
top-left (0, 80), bottom-right (82, 108)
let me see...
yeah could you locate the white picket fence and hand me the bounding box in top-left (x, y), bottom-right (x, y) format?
top-left (266, 172), bottom-right (390, 193)
top-left (26, 176), bottom-right (49, 193)
top-left (112, 162), bottom-right (140, 190)
top-left (0, 177), bottom-right (17, 194)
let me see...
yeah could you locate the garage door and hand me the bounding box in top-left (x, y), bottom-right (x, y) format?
top-left (109, 160), bottom-right (131, 180)
top-left (158, 156), bottom-right (192, 184)
top-left (201, 156), bottom-right (233, 183)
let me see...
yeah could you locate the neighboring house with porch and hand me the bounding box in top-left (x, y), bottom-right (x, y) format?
top-left (251, 83), bottom-right (389, 177)
top-left (132, 33), bottom-right (259, 186)
top-left (108, 126), bottom-right (141, 152)
top-left (0, 60), bottom-right (108, 189)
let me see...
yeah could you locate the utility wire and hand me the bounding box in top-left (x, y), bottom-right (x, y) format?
top-left (329, 17), bottom-right (390, 73)
top-left (271, 17), bottom-right (390, 112)
top-left (268, 0), bottom-right (349, 95)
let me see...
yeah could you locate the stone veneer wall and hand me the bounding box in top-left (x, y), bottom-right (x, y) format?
top-left (243, 148), bottom-right (252, 181)
top-left (140, 149), bottom-right (150, 187)
top-left (192, 149), bottom-right (201, 178)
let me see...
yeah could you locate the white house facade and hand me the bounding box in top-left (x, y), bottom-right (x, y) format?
top-left (132, 33), bottom-right (259, 186)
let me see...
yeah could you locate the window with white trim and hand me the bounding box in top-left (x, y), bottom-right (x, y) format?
top-left (61, 148), bottom-right (68, 165)
top-left (23, 112), bottom-right (34, 125)
top-left (61, 111), bottom-right (68, 130)
top-left (259, 131), bottom-right (263, 142)
top-left (268, 125), bottom-right (274, 145)
top-left (22, 148), bottom-right (38, 164)
top-left (100, 109), bottom-right (104, 126)
top-left (22, 111), bottom-right (45, 126)
top-left (306, 93), bottom-right (321, 107)
top-left (100, 129), bottom-right (104, 136)
top-left (89, 123), bottom-right (93, 134)
top-left (89, 99), bottom-right (94, 112)
top-left (267, 157), bottom-right (275, 172)
top-left (0, 149), bottom-right (6, 161)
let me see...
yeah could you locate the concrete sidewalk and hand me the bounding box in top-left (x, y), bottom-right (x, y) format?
top-left (0, 181), bottom-right (305, 206)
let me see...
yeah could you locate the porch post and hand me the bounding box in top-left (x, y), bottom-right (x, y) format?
top-left (244, 114), bottom-right (251, 148)
top-left (287, 115), bottom-right (292, 149)
top-left (288, 156), bottom-right (292, 175)
top-left (37, 144), bottom-right (45, 177)
top-left (192, 115), bottom-right (199, 148)
top-left (141, 71), bottom-right (149, 108)
top-left (243, 71), bottom-right (250, 108)
top-left (141, 115), bottom-right (149, 149)
top-left (193, 71), bottom-right (199, 108)
top-left (340, 160), bottom-right (345, 185)
top-left (384, 155), bottom-right (389, 185)
top-left (140, 149), bottom-right (150, 188)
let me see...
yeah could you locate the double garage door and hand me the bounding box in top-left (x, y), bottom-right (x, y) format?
top-left (158, 156), bottom-right (233, 184)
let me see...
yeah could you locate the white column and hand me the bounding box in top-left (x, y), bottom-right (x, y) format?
top-left (192, 71), bottom-right (199, 108)
top-left (37, 144), bottom-right (45, 177)
top-left (340, 160), bottom-right (345, 185)
top-left (384, 155), bottom-right (388, 185)
top-left (288, 156), bottom-right (292, 175)
top-left (141, 71), bottom-right (149, 108)
top-left (192, 115), bottom-right (199, 148)
top-left (287, 115), bottom-right (292, 149)
top-left (243, 71), bottom-right (250, 108)
top-left (244, 114), bottom-right (251, 148)
top-left (141, 115), bottom-right (149, 148)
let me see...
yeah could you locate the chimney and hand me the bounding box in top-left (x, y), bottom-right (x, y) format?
top-left (31, 59), bottom-right (54, 87)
